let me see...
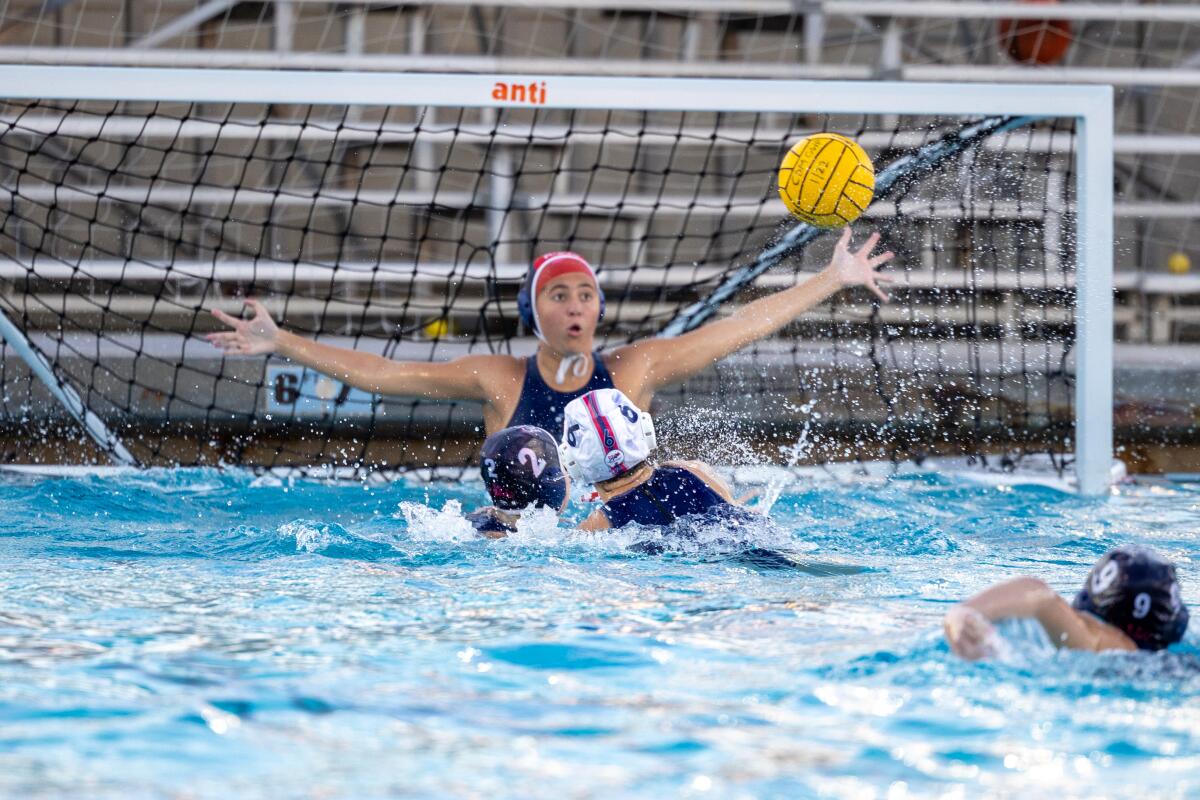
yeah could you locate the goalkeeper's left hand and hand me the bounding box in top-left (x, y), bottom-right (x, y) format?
top-left (828, 227), bottom-right (895, 303)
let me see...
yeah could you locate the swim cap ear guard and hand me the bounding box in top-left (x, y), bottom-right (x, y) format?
top-left (517, 251), bottom-right (606, 341)
top-left (1072, 545), bottom-right (1189, 651)
top-left (556, 441), bottom-right (579, 483)
top-left (558, 389), bottom-right (656, 485)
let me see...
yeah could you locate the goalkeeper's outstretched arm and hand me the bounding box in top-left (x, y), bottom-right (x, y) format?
top-left (205, 299), bottom-right (493, 401)
top-left (610, 228), bottom-right (894, 397)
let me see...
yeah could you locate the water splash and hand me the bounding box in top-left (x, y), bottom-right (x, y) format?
top-left (395, 499), bottom-right (478, 543)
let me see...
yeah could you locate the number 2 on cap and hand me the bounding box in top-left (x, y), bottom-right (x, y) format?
top-left (518, 447), bottom-right (546, 477)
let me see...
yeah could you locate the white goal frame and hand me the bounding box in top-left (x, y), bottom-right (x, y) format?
top-left (0, 66), bottom-right (1114, 494)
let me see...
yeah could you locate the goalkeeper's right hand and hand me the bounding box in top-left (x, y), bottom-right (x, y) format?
top-left (206, 299), bottom-right (280, 355)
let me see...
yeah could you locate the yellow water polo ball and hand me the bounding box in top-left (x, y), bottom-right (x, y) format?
top-left (423, 318), bottom-right (451, 339)
top-left (777, 132), bottom-right (875, 228)
top-left (1167, 251), bottom-right (1191, 275)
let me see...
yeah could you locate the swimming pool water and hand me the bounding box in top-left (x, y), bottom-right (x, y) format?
top-left (1, 467), bottom-right (1197, 798)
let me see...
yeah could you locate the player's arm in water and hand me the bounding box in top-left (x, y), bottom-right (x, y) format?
top-left (205, 299), bottom-right (523, 412)
top-left (943, 577), bottom-right (1137, 660)
top-left (607, 228), bottom-right (895, 405)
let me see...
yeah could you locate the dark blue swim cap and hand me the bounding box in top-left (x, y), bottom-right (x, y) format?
top-left (1072, 545), bottom-right (1189, 651)
top-left (479, 426), bottom-right (567, 511)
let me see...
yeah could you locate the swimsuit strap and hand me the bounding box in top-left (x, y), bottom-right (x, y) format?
top-left (636, 482), bottom-right (678, 526)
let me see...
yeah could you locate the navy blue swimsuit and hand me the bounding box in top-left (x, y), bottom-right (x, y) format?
top-left (468, 508), bottom-right (513, 535)
top-left (506, 353), bottom-right (615, 441)
top-left (602, 466), bottom-right (734, 528)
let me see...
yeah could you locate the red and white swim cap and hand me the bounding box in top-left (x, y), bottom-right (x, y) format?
top-left (517, 251), bottom-right (603, 342)
top-left (557, 389), bottom-right (657, 485)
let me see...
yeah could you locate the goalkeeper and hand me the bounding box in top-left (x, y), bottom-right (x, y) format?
top-left (206, 230), bottom-right (893, 440)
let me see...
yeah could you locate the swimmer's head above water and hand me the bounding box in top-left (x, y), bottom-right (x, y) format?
top-left (480, 425), bottom-right (569, 512)
top-left (944, 545), bottom-right (1189, 660)
top-left (518, 252), bottom-right (605, 346)
top-left (518, 253), bottom-right (605, 384)
top-left (557, 389), bottom-right (657, 486)
top-left (559, 389), bottom-right (740, 532)
top-left (1072, 545), bottom-right (1188, 651)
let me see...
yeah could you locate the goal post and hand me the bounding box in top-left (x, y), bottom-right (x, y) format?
top-left (0, 66), bottom-right (1113, 493)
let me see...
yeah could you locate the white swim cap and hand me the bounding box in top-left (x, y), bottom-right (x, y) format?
top-left (558, 389), bottom-right (657, 485)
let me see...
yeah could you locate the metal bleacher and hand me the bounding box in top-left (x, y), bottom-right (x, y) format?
top-left (1, 2), bottom-right (1199, 346)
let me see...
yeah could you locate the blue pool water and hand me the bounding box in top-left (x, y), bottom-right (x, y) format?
top-left (1, 467), bottom-right (1197, 798)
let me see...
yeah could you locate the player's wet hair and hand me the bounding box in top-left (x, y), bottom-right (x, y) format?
top-left (1072, 545), bottom-right (1189, 651)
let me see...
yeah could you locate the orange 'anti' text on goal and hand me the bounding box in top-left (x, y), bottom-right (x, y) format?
top-left (491, 81), bottom-right (547, 105)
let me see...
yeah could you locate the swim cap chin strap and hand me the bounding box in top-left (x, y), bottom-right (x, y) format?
top-left (554, 353), bottom-right (589, 386)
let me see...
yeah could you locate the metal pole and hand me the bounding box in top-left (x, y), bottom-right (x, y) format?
top-left (91, 0), bottom-right (1200, 22)
top-left (0, 309), bottom-right (137, 466)
top-left (1074, 89), bottom-right (1115, 495)
top-left (803, 10), bottom-right (825, 67)
top-left (274, 0), bottom-right (295, 53)
top-left (130, 0), bottom-right (237, 49)
top-left (488, 128), bottom-right (514, 266)
top-left (343, 3), bottom-right (366, 125)
top-left (10, 48), bottom-right (1200, 86)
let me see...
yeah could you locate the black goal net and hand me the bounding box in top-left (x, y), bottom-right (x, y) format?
top-left (0, 89), bottom-right (1077, 475)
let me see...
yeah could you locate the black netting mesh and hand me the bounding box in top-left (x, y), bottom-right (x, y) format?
top-left (0, 96), bottom-right (1076, 474)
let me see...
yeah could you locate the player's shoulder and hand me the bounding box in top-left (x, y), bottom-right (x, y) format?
top-left (1072, 603), bottom-right (1139, 651)
top-left (607, 338), bottom-right (661, 363)
top-left (452, 352), bottom-right (525, 373)
top-left (440, 353), bottom-right (524, 397)
top-left (661, 460), bottom-right (735, 502)
top-left (663, 458), bottom-right (712, 468)
top-left (604, 340), bottom-right (659, 385)
top-left (660, 459), bottom-right (713, 480)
